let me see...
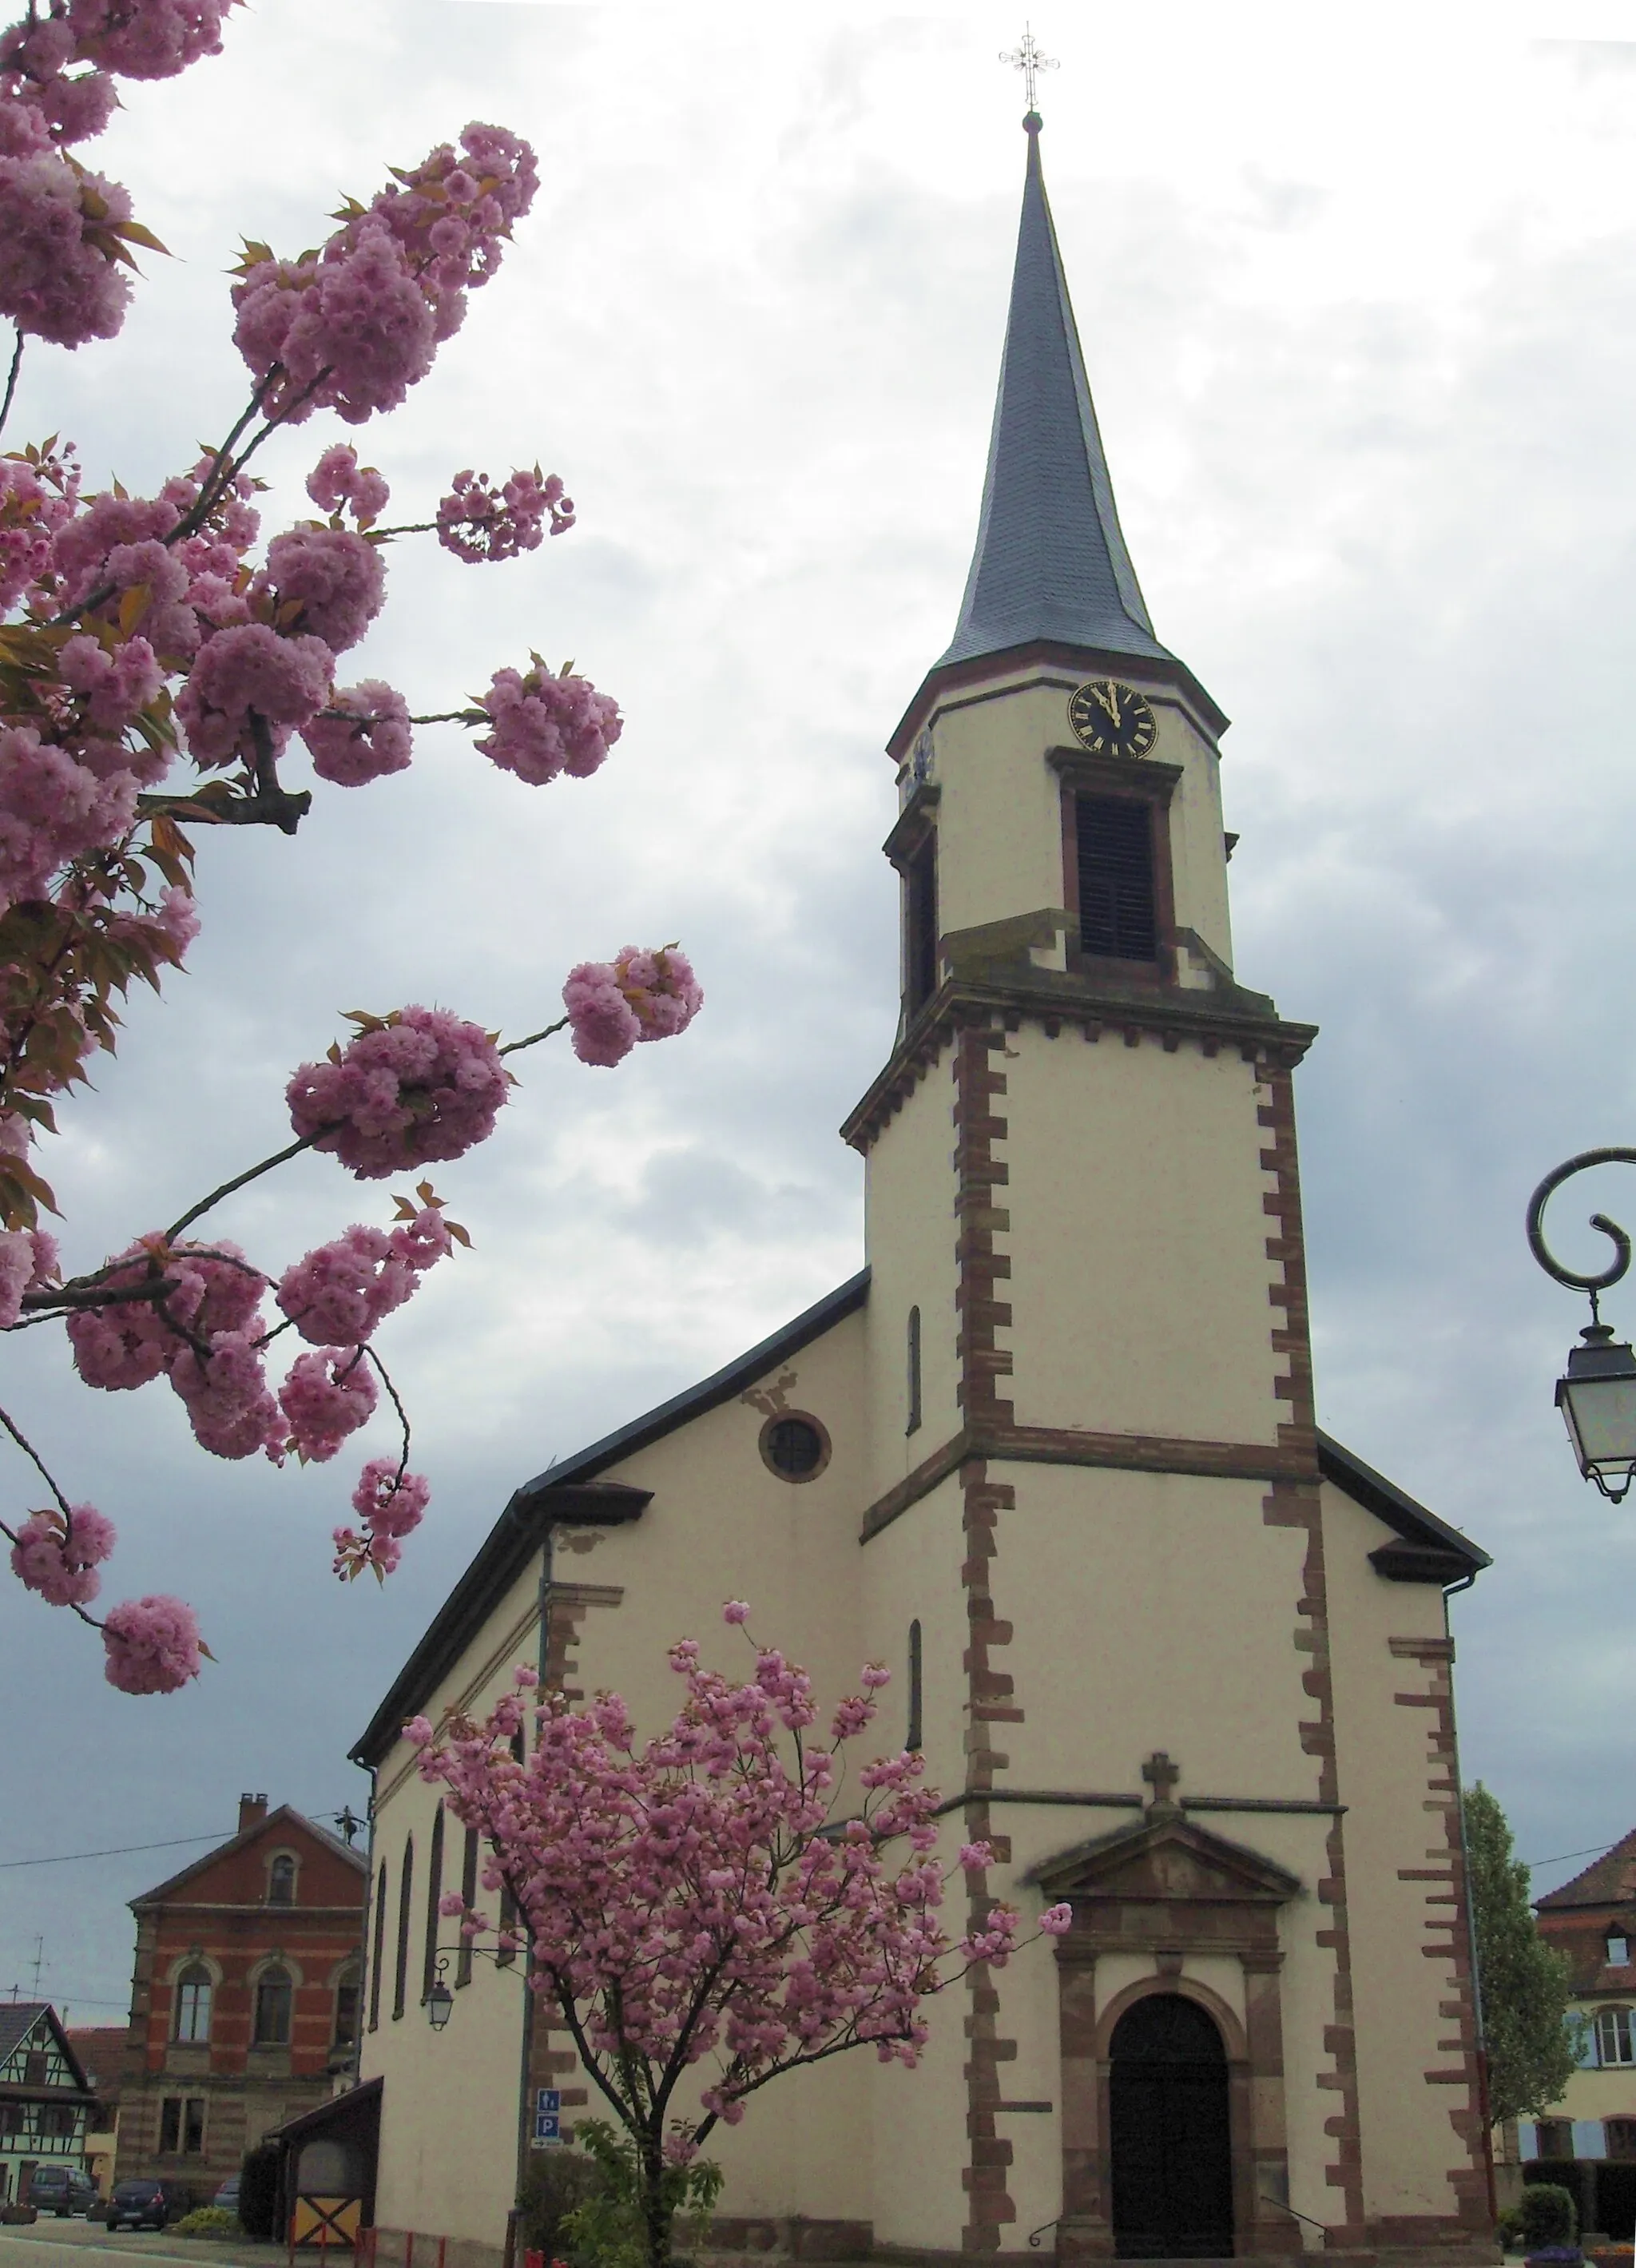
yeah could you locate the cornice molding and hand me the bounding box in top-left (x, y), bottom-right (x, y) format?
top-left (841, 981), bottom-right (1316, 1155)
top-left (860, 1421), bottom-right (1317, 1543)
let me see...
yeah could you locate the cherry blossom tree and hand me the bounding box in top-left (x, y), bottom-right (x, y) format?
top-left (0, 0), bottom-right (704, 1692)
top-left (414, 1606), bottom-right (1074, 2268)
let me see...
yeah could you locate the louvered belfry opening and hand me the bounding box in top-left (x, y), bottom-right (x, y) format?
top-left (1076, 792), bottom-right (1158, 962)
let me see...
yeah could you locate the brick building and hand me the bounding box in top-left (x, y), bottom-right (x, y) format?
top-left (1515, 1825), bottom-right (1636, 2242)
top-left (116, 1794), bottom-right (367, 2194)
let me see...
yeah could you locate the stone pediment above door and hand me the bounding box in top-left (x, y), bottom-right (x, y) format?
top-left (1030, 1813), bottom-right (1303, 1912)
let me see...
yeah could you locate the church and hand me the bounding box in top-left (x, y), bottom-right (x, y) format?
top-left (350, 113), bottom-right (1497, 2268)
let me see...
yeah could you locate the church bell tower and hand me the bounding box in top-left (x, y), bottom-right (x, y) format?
top-left (841, 110), bottom-right (1489, 2267)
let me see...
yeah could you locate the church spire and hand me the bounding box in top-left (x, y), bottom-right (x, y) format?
top-left (938, 115), bottom-right (1174, 673)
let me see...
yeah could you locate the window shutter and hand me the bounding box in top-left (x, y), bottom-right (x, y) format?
top-left (1574, 2119), bottom-right (1608, 2161)
top-left (1076, 795), bottom-right (1158, 961)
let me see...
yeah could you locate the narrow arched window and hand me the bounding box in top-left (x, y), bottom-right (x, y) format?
top-left (268, 1854), bottom-right (296, 1906)
top-left (173, 1964), bottom-right (212, 2044)
top-left (392, 1836), bottom-right (414, 2021)
top-left (332, 1963), bottom-right (362, 2050)
top-left (457, 1826), bottom-right (479, 1989)
top-left (422, 1804), bottom-right (445, 2004)
top-left (252, 1967), bottom-right (292, 2048)
top-left (367, 1864), bottom-right (387, 2033)
top-left (906, 1306), bottom-right (922, 1436)
top-left (907, 1619), bottom-right (923, 1754)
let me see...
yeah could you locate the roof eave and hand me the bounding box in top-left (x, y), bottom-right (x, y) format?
top-left (887, 638), bottom-right (1230, 766)
top-left (350, 1269), bottom-right (873, 1769)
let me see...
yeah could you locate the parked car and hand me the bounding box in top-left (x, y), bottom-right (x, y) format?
top-left (212, 2176), bottom-right (240, 2218)
top-left (105, 2178), bottom-right (193, 2230)
top-left (26, 2167), bottom-right (97, 2217)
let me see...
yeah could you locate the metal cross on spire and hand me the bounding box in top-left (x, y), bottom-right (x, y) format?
top-left (1000, 24), bottom-right (1058, 115)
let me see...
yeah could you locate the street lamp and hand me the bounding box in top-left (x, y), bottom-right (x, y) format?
top-left (1527, 1147), bottom-right (1636, 1500)
top-left (426, 1956), bottom-right (453, 2032)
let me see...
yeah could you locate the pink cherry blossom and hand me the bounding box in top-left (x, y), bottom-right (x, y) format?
top-left (332, 1456), bottom-right (428, 1580)
top-left (0, 725), bottom-right (137, 914)
top-left (722, 1600), bottom-right (751, 1625)
top-left (1038, 1903), bottom-right (1074, 1936)
top-left (280, 1346), bottom-right (377, 1462)
top-left (286, 1005), bottom-right (509, 1178)
top-left (304, 443), bottom-right (390, 523)
top-left (9, 1503), bottom-right (115, 1607)
top-left (475, 660), bottom-right (621, 786)
top-left (301, 682), bottom-right (411, 786)
top-left (562, 945), bottom-right (703, 1068)
top-left (276, 1225), bottom-right (411, 1344)
top-left (101, 1592), bottom-right (203, 1694)
top-left (0, 145), bottom-right (132, 345)
top-left (167, 1328), bottom-right (284, 1462)
top-left (173, 623), bottom-right (333, 767)
top-left (66, 1237), bottom-right (266, 1391)
top-left (67, 0), bottom-right (238, 81)
top-left (233, 222), bottom-right (435, 427)
top-left (58, 633), bottom-right (162, 729)
top-left (264, 526), bottom-right (385, 653)
top-left (435, 467), bottom-right (571, 562)
top-left (0, 454), bottom-right (73, 612)
top-left (413, 1618), bottom-right (1064, 2246)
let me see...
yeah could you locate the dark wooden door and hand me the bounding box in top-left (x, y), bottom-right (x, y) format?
top-left (1109, 1993), bottom-right (1234, 2258)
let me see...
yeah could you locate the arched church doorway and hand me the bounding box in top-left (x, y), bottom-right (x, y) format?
top-left (1109, 1992), bottom-right (1235, 2259)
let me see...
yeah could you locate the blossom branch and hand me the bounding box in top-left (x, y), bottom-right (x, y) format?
top-left (0, 324), bottom-right (22, 440)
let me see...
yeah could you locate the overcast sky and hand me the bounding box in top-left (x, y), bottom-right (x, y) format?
top-left (9, 0), bottom-right (1636, 2020)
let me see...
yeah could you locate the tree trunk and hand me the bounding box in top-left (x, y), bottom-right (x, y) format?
top-left (640, 2139), bottom-right (672, 2268)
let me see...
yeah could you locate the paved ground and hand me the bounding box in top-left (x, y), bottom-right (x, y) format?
top-left (0, 2222), bottom-right (272, 2268)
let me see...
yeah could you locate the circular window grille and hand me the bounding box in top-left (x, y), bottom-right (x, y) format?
top-left (759, 1412), bottom-right (831, 1484)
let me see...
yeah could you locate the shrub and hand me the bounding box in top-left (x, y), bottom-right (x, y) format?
top-left (172, 2208), bottom-right (239, 2239)
top-left (1498, 2204), bottom-right (1525, 2252)
top-left (1519, 2185), bottom-right (1578, 2251)
top-left (516, 2149), bottom-right (603, 2262)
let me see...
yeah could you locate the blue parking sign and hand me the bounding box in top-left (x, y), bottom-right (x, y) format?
top-left (533, 2087), bottom-right (561, 2145)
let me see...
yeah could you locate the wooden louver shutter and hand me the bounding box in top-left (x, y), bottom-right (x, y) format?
top-left (1077, 794), bottom-right (1158, 961)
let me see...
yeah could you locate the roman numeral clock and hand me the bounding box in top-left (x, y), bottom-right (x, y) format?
top-left (1068, 677), bottom-right (1158, 761)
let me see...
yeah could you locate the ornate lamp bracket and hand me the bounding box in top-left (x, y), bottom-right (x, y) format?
top-left (1525, 1146), bottom-right (1636, 1322)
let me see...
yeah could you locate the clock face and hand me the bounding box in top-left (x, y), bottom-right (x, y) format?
top-left (1068, 680), bottom-right (1158, 761)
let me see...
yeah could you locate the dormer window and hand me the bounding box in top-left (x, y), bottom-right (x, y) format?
top-left (1610, 1932), bottom-right (1630, 1968)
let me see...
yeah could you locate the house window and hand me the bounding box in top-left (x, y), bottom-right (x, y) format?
top-left (38, 2105), bottom-right (76, 2139)
top-left (173, 1963), bottom-right (212, 2043)
top-left (1075, 794), bottom-right (1158, 962)
top-left (903, 833), bottom-right (939, 1016)
top-left (393, 1836), bottom-right (414, 2020)
top-left (423, 1804), bottom-right (446, 2004)
top-left (268, 1854), bottom-right (296, 1906)
top-left (158, 2098), bottom-right (205, 2155)
top-left (332, 1965), bottom-right (362, 2050)
top-left (1598, 2007), bottom-right (1634, 2066)
top-left (457, 1826), bottom-right (479, 1989)
top-left (0, 2107), bottom-right (22, 2135)
top-left (906, 1307), bottom-right (922, 1436)
top-left (1610, 1934), bottom-right (1630, 1967)
top-left (760, 1412), bottom-right (831, 1483)
top-left (1537, 2119), bottom-right (1574, 2160)
top-left (252, 1967), bottom-right (292, 2048)
top-left (368, 1862), bottom-right (387, 2033)
top-left (1609, 2120), bottom-right (1636, 2160)
top-left (907, 1619), bottom-right (923, 1754)
top-left (22, 2052), bottom-right (45, 2087)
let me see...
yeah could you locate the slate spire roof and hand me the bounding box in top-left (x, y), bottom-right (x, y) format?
top-left (938, 113), bottom-right (1174, 674)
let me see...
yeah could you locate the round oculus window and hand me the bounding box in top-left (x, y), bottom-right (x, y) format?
top-left (759, 1412), bottom-right (831, 1484)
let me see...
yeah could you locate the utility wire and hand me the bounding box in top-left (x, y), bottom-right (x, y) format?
top-left (1525, 1841), bottom-right (1621, 1873)
top-left (1, 1802), bottom-right (366, 1872)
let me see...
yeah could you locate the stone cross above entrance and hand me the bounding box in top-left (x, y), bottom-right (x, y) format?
top-left (1142, 1750), bottom-right (1182, 1820)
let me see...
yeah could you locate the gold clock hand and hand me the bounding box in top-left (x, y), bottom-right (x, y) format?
top-left (1098, 683), bottom-right (1120, 722)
